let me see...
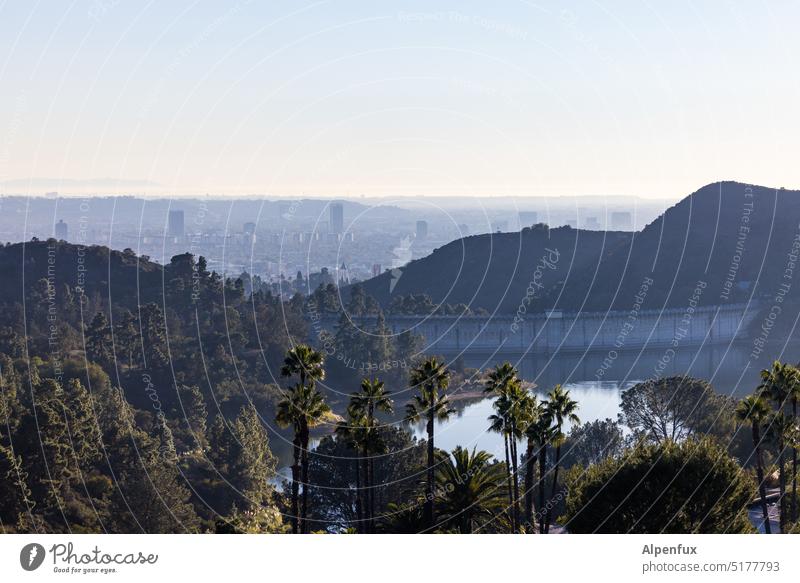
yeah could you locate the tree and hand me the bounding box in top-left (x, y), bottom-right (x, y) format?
top-left (525, 403), bottom-right (555, 533)
top-left (85, 312), bottom-right (113, 367)
top-left (619, 376), bottom-right (716, 442)
top-left (350, 377), bottom-right (393, 532)
top-left (563, 438), bottom-right (755, 533)
top-left (109, 415), bottom-right (199, 533)
top-left (434, 447), bottom-right (506, 533)
top-left (334, 405), bottom-right (368, 531)
top-left (543, 384), bottom-right (579, 533)
top-left (757, 360), bottom-right (800, 531)
top-left (735, 394), bottom-right (771, 533)
top-left (484, 362), bottom-right (535, 531)
top-left (561, 418), bottom-right (625, 468)
top-left (406, 357), bottom-right (452, 529)
top-left (521, 396), bottom-right (541, 530)
top-left (278, 344), bottom-right (328, 534)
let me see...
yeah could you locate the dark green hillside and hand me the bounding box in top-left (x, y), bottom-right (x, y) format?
top-left (563, 181), bottom-right (800, 311)
top-left (358, 182), bottom-right (800, 313)
top-left (359, 225), bottom-right (631, 313)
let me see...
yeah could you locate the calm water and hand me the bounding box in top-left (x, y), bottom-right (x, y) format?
top-left (412, 380), bottom-right (635, 460)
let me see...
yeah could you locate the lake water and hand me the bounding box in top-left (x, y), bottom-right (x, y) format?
top-left (273, 346), bottom-right (767, 469)
top-left (411, 380), bottom-right (636, 460)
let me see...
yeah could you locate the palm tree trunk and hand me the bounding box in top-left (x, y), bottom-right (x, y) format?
top-left (754, 425), bottom-right (771, 534)
top-left (361, 451), bottom-right (370, 533)
top-left (779, 437), bottom-right (786, 534)
top-left (524, 440), bottom-right (535, 530)
top-left (545, 442), bottom-right (562, 534)
top-left (509, 430), bottom-right (521, 531)
top-left (354, 455), bottom-right (363, 532)
top-left (300, 427), bottom-right (310, 534)
top-left (290, 436), bottom-right (301, 534)
top-left (425, 412), bottom-right (435, 528)
top-left (793, 397), bottom-right (798, 523)
top-left (503, 434), bottom-right (515, 531)
top-left (369, 457), bottom-right (376, 534)
top-left (538, 444), bottom-right (547, 534)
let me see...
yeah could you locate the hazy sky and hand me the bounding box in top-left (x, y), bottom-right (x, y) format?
top-left (1, 1), bottom-right (799, 199)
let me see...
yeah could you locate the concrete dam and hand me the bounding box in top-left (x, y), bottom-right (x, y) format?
top-left (315, 303), bottom-right (768, 386)
top-left (319, 303), bottom-right (759, 358)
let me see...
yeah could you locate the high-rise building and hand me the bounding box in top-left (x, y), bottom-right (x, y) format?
top-left (168, 210), bottom-right (185, 238)
top-left (610, 211), bottom-right (632, 230)
top-left (416, 220), bottom-right (428, 240)
top-left (54, 219), bottom-right (68, 241)
top-left (330, 203), bottom-right (344, 234)
top-left (584, 216), bottom-right (601, 230)
top-left (372, 263), bottom-right (382, 277)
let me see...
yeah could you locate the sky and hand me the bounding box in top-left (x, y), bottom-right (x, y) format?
top-left (1, 0), bottom-right (799, 199)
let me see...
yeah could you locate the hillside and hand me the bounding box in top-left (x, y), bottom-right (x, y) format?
top-left (358, 182), bottom-right (800, 313)
top-left (358, 226), bottom-right (631, 313)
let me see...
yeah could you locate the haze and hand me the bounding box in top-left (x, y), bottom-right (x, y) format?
top-left (1, 0), bottom-right (799, 198)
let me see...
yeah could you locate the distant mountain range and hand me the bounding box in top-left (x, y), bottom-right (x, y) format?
top-left (358, 182), bottom-right (800, 313)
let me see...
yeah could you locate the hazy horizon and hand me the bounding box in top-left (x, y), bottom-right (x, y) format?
top-left (3, 1), bottom-right (800, 199)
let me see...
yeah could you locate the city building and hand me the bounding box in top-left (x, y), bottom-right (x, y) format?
top-left (168, 210), bottom-right (185, 238)
top-left (54, 219), bottom-right (68, 240)
top-left (416, 220), bottom-right (428, 240)
top-left (372, 263), bottom-right (382, 277)
top-left (584, 216), bottom-right (601, 230)
top-left (309, 267), bottom-right (334, 290)
top-left (330, 203), bottom-right (344, 234)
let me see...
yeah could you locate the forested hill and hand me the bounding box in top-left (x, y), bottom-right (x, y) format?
top-left (359, 225), bottom-right (632, 313)
top-left (0, 240), bottom-right (163, 307)
top-left (358, 181), bottom-right (800, 313)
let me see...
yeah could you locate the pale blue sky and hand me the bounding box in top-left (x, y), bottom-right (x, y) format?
top-left (1, 0), bottom-right (798, 198)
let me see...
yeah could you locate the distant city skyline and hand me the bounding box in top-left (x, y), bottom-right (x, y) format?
top-left (2, 1), bottom-right (799, 199)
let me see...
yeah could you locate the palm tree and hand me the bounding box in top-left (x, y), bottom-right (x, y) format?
top-left (488, 404), bottom-right (516, 530)
top-left (736, 394), bottom-right (772, 534)
top-left (526, 403), bottom-right (555, 533)
top-left (484, 362), bottom-right (519, 396)
top-left (521, 395), bottom-right (541, 529)
top-left (435, 447), bottom-right (507, 533)
top-left (278, 344), bottom-right (329, 534)
top-left (789, 363), bottom-right (800, 521)
top-left (543, 384), bottom-right (579, 533)
top-left (406, 357), bottom-right (453, 529)
top-left (350, 377), bottom-right (393, 533)
top-left (766, 412), bottom-right (794, 533)
top-left (487, 379), bottom-right (532, 531)
top-left (484, 363), bottom-right (533, 531)
top-left (758, 361), bottom-right (800, 532)
top-left (281, 343), bottom-right (326, 389)
top-left (334, 405), bottom-right (368, 531)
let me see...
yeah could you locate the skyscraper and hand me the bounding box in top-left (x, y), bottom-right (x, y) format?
top-left (168, 210), bottom-right (185, 238)
top-left (330, 203), bottom-right (344, 234)
top-left (54, 219), bottom-right (68, 241)
top-left (416, 220), bottom-right (428, 240)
